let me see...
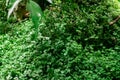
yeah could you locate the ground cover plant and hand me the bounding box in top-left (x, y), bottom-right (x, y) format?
top-left (0, 0), bottom-right (120, 80)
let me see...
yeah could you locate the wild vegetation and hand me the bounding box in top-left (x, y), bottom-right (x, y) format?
top-left (0, 0), bottom-right (120, 80)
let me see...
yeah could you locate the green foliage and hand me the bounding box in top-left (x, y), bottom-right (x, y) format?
top-left (33, 0), bottom-right (120, 79)
top-left (6, 0), bottom-right (52, 39)
top-left (0, 0), bottom-right (11, 34)
top-left (43, 0), bottom-right (120, 49)
top-left (0, 0), bottom-right (120, 80)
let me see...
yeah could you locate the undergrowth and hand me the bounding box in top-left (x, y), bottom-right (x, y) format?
top-left (0, 0), bottom-right (120, 80)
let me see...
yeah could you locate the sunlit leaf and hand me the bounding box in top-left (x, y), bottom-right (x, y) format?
top-left (47, 0), bottom-right (53, 3)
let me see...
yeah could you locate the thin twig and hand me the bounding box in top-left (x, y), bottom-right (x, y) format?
top-left (109, 15), bottom-right (120, 25)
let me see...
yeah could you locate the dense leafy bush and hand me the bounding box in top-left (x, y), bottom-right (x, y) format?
top-left (29, 0), bottom-right (120, 79)
top-left (0, 0), bottom-right (120, 80)
top-left (43, 0), bottom-right (120, 49)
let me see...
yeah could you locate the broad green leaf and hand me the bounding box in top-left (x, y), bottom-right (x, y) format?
top-left (27, 0), bottom-right (43, 39)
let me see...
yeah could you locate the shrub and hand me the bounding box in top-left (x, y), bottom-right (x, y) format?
top-left (0, 0), bottom-right (120, 80)
top-left (28, 0), bottom-right (120, 79)
top-left (42, 0), bottom-right (120, 49)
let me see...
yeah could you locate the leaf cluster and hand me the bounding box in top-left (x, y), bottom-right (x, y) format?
top-left (0, 0), bottom-right (120, 80)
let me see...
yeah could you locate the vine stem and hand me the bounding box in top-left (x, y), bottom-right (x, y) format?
top-left (109, 15), bottom-right (120, 25)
